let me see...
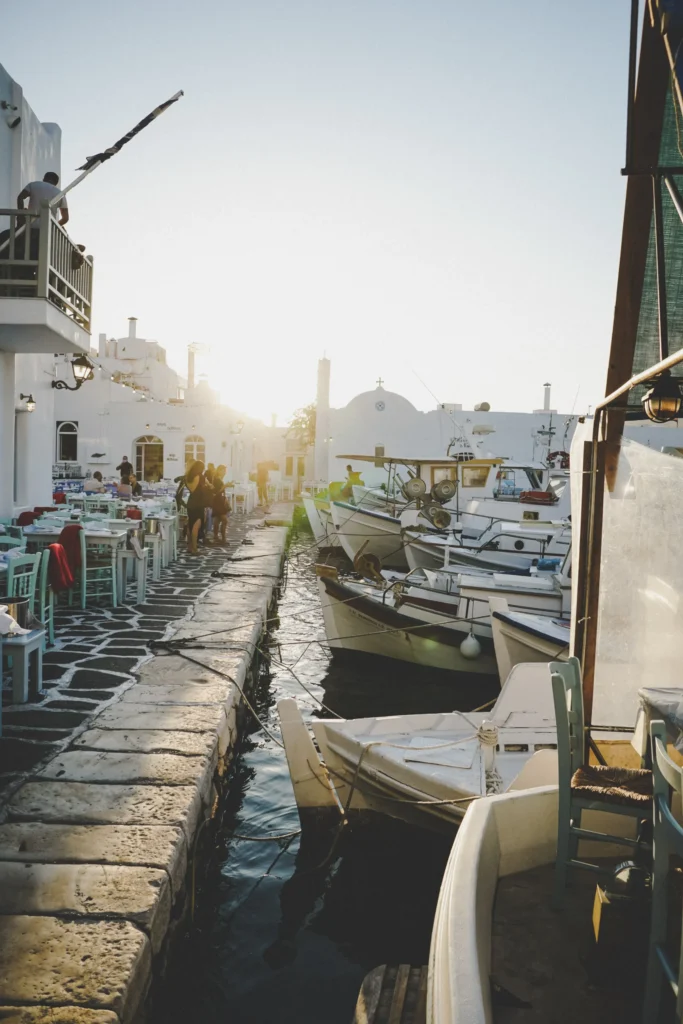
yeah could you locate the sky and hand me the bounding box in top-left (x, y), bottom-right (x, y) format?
top-left (5, 0), bottom-right (631, 424)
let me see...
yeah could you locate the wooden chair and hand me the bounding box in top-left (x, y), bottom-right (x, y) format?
top-left (77, 528), bottom-right (117, 608)
top-left (550, 657), bottom-right (652, 908)
top-left (642, 720), bottom-right (683, 1023)
top-left (37, 548), bottom-right (55, 647)
top-left (0, 537), bottom-right (24, 552)
top-left (6, 552), bottom-right (41, 614)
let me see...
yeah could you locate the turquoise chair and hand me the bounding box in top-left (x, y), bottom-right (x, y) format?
top-left (0, 537), bottom-right (24, 552)
top-left (550, 657), bottom-right (652, 908)
top-left (6, 552), bottom-right (42, 614)
top-left (37, 548), bottom-right (55, 647)
top-left (77, 528), bottom-right (117, 609)
top-left (642, 720), bottom-right (683, 1022)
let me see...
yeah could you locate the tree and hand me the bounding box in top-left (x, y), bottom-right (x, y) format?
top-left (288, 403), bottom-right (316, 448)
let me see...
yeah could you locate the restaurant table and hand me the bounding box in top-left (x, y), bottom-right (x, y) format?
top-left (633, 687), bottom-right (683, 756)
top-left (23, 525), bottom-right (129, 555)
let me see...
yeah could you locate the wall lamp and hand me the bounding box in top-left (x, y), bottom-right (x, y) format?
top-left (642, 371), bottom-right (683, 423)
top-left (52, 354), bottom-right (95, 391)
top-left (19, 393), bottom-right (36, 412)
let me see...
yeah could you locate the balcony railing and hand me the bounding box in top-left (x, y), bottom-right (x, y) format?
top-left (0, 207), bottom-right (93, 333)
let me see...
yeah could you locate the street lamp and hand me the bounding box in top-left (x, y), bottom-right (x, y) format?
top-left (52, 354), bottom-right (95, 391)
top-left (19, 393), bottom-right (36, 412)
top-left (642, 371), bottom-right (683, 423)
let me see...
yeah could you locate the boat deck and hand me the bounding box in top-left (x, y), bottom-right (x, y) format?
top-left (492, 864), bottom-right (642, 1023)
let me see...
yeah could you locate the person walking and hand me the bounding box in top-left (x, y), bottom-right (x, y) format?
top-left (212, 467), bottom-right (230, 545)
top-left (116, 456), bottom-right (133, 481)
top-left (185, 461), bottom-right (205, 555)
top-left (256, 463), bottom-right (269, 505)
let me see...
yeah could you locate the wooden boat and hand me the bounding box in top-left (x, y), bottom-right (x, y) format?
top-left (329, 500), bottom-right (409, 569)
top-left (316, 570), bottom-right (497, 675)
top-left (403, 521), bottom-right (570, 573)
top-left (277, 662), bottom-right (558, 832)
top-left (302, 495), bottom-right (341, 549)
top-left (489, 596), bottom-right (569, 684)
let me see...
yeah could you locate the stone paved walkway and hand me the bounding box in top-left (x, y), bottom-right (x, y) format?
top-left (0, 504), bottom-right (293, 1023)
top-left (0, 512), bottom-right (257, 796)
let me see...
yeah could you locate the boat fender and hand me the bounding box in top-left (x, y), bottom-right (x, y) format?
top-left (460, 632), bottom-right (481, 659)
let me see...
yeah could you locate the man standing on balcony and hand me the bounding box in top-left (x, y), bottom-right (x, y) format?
top-left (17, 172), bottom-right (69, 228)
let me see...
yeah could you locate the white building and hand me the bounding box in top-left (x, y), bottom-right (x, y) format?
top-left (314, 358), bottom-right (683, 487)
top-left (0, 63), bottom-right (93, 516)
top-left (51, 317), bottom-right (277, 486)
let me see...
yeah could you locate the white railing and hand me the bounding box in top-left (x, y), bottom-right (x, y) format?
top-left (0, 207), bottom-right (93, 332)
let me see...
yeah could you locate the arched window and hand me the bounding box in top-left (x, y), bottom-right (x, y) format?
top-left (134, 435), bottom-right (164, 483)
top-left (184, 434), bottom-right (205, 465)
top-left (56, 421), bottom-right (78, 462)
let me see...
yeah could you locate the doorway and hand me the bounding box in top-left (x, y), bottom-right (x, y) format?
top-left (134, 435), bottom-right (164, 483)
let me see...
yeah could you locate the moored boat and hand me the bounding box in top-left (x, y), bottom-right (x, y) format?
top-left (277, 661), bottom-right (558, 832)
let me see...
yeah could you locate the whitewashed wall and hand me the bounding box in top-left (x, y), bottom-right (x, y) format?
top-left (0, 63), bottom-right (62, 513)
top-left (317, 385), bottom-right (683, 487)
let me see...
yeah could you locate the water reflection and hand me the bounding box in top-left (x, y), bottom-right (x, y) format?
top-left (155, 524), bottom-right (471, 1024)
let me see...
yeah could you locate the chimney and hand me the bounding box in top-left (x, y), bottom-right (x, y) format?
top-left (271, 413), bottom-right (277, 428)
top-left (98, 332), bottom-right (107, 358)
top-left (128, 317), bottom-right (137, 339)
top-left (187, 345), bottom-right (195, 390)
top-left (543, 382), bottom-right (551, 412)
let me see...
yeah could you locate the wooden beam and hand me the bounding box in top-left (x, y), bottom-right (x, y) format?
top-left (604, 8), bottom-right (670, 448)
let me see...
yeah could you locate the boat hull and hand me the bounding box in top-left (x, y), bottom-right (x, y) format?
top-left (318, 575), bottom-right (496, 676)
top-left (330, 501), bottom-right (409, 569)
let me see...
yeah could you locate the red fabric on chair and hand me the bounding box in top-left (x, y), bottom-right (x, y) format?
top-left (34, 507), bottom-right (58, 516)
top-left (48, 543), bottom-right (75, 593)
top-left (53, 493), bottom-right (67, 505)
top-left (126, 508), bottom-right (142, 520)
top-left (17, 511), bottom-right (39, 527)
top-left (57, 523), bottom-right (83, 574)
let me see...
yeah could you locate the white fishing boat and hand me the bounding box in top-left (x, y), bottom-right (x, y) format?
top-left (329, 500), bottom-right (409, 569)
top-left (351, 484), bottom-right (401, 511)
top-left (277, 661), bottom-right (558, 832)
top-left (403, 520), bottom-right (570, 573)
top-left (316, 567), bottom-right (497, 675)
top-left (489, 596), bottom-right (569, 684)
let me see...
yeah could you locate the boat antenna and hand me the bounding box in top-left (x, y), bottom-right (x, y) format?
top-left (410, 368), bottom-right (475, 458)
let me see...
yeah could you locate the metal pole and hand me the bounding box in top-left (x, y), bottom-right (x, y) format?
top-left (653, 174), bottom-right (669, 360)
top-left (664, 173), bottom-right (683, 226)
top-left (47, 90), bottom-right (184, 208)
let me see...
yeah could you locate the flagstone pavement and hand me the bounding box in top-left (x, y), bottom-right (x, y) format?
top-left (0, 508), bottom-right (273, 797)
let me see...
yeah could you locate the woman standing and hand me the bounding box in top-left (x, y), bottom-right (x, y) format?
top-left (185, 461), bottom-right (205, 555)
top-left (212, 464), bottom-right (229, 544)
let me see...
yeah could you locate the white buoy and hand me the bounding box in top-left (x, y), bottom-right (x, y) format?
top-left (460, 632), bottom-right (482, 660)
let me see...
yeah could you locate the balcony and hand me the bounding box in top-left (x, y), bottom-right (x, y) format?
top-left (0, 207), bottom-right (93, 354)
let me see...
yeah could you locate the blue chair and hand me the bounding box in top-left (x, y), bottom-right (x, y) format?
top-left (37, 548), bottom-right (55, 647)
top-left (551, 657), bottom-right (652, 908)
top-left (6, 552), bottom-right (41, 613)
top-left (642, 720), bottom-right (683, 1022)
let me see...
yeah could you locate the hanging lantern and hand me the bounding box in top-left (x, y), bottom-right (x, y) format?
top-left (642, 371), bottom-right (682, 423)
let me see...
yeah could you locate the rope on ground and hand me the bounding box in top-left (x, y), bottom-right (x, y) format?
top-left (154, 643), bottom-right (285, 749)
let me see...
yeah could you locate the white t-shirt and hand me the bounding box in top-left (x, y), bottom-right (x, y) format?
top-left (25, 181), bottom-right (67, 225)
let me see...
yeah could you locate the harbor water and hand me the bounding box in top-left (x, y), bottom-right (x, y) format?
top-left (156, 519), bottom-right (499, 1023)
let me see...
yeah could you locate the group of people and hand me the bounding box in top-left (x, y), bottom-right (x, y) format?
top-left (83, 455), bottom-right (142, 497)
top-left (177, 462), bottom-right (230, 556)
top-left (115, 455), bottom-right (142, 498)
